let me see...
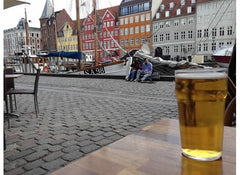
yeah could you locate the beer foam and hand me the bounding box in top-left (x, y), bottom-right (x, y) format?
top-left (175, 72), bottom-right (227, 79)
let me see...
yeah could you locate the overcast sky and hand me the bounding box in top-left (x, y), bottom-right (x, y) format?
top-left (3, 0), bottom-right (122, 29)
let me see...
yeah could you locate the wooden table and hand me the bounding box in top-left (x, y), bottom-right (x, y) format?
top-left (51, 119), bottom-right (236, 175)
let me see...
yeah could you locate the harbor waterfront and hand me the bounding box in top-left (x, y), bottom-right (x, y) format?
top-left (4, 75), bottom-right (177, 174)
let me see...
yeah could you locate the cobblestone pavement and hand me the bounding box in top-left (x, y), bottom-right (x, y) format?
top-left (4, 75), bottom-right (178, 175)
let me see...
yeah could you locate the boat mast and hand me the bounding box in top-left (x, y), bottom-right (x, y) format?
top-left (25, 8), bottom-right (29, 47)
top-left (52, 0), bottom-right (58, 51)
top-left (76, 0), bottom-right (82, 70)
top-left (93, 0), bottom-right (98, 66)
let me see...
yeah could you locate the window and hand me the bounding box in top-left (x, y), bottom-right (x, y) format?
top-left (136, 38), bottom-right (139, 45)
top-left (181, 18), bottom-right (186, 25)
top-left (160, 4), bottom-right (165, 11)
top-left (121, 40), bottom-right (124, 46)
top-left (166, 33), bottom-right (170, 40)
top-left (141, 25), bottom-right (145, 33)
top-left (166, 46), bottom-right (170, 54)
top-left (159, 22), bottom-right (164, 28)
top-left (107, 22), bottom-right (110, 27)
top-left (198, 44), bottom-right (201, 51)
top-left (204, 29), bottom-right (208, 37)
top-left (130, 27), bottom-right (134, 35)
top-left (135, 16), bottom-right (139, 23)
top-left (166, 21), bottom-right (170, 27)
top-left (146, 13), bottom-right (150, 21)
top-left (203, 43), bottom-right (208, 51)
top-left (174, 20), bottom-right (179, 26)
top-left (120, 28), bottom-right (124, 36)
top-left (120, 19), bottom-right (124, 25)
top-left (188, 17), bottom-right (194, 24)
top-left (135, 26), bottom-right (139, 33)
top-left (141, 37), bottom-right (145, 44)
top-left (181, 0), bottom-right (185, 6)
top-left (212, 28), bottom-right (217, 37)
top-left (220, 27), bottom-right (224, 36)
top-left (144, 2), bottom-right (150, 10)
top-left (197, 29), bottom-right (202, 38)
top-left (174, 45), bottom-right (178, 52)
top-left (130, 17), bottom-right (133, 23)
top-left (187, 7), bottom-right (192, 13)
top-left (227, 41), bottom-right (232, 45)
top-left (219, 42), bottom-right (224, 48)
top-left (174, 32), bottom-right (179, 40)
top-left (165, 11), bottom-right (169, 17)
top-left (125, 18), bottom-right (128, 24)
top-left (141, 14), bottom-right (145, 21)
top-left (153, 23), bottom-right (158, 30)
top-left (188, 44), bottom-right (193, 52)
top-left (181, 31), bottom-right (186, 39)
top-left (146, 25), bottom-right (150, 32)
top-left (125, 39), bottom-right (129, 46)
top-left (130, 38), bottom-right (134, 45)
top-left (170, 2), bottom-right (174, 9)
top-left (227, 26), bottom-right (232, 35)
top-left (191, 0), bottom-right (196, 4)
top-left (159, 34), bottom-right (164, 41)
top-left (177, 9), bottom-right (181, 15)
top-left (154, 35), bottom-right (158, 42)
top-left (125, 28), bottom-right (128, 35)
top-left (212, 42), bottom-right (216, 51)
top-left (156, 13), bottom-right (160, 19)
top-left (111, 21), bottom-right (114, 27)
top-left (188, 31), bottom-right (193, 39)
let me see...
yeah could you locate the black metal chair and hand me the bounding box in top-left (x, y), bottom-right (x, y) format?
top-left (6, 69), bottom-right (41, 118)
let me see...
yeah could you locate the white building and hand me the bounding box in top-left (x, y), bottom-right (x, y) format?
top-left (4, 18), bottom-right (41, 58)
top-left (196, 0), bottom-right (236, 61)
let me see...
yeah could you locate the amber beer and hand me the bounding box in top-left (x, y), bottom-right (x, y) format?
top-left (175, 69), bottom-right (227, 161)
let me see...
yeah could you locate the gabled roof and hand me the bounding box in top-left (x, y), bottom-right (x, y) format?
top-left (153, 0), bottom-right (196, 21)
top-left (40, 0), bottom-right (53, 19)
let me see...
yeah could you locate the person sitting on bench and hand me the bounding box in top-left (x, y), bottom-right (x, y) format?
top-left (134, 58), bottom-right (152, 82)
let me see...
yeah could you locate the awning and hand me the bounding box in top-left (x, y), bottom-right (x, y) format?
top-left (4, 0), bottom-right (30, 9)
top-left (37, 51), bottom-right (82, 60)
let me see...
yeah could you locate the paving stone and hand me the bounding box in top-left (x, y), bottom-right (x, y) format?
top-left (4, 167), bottom-right (25, 175)
top-left (24, 151), bottom-right (48, 162)
top-left (47, 145), bottom-right (63, 152)
top-left (61, 150), bottom-right (84, 161)
top-left (95, 139), bottom-right (113, 146)
top-left (89, 130), bottom-right (104, 137)
top-left (103, 132), bottom-right (116, 137)
top-left (41, 158), bottom-right (67, 171)
top-left (49, 139), bottom-right (65, 146)
top-left (62, 145), bottom-right (80, 153)
top-left (61, 140), bottom-right (78, 147)
top-left (77, 140), bottom-right (93, 147)
top-left (6, 149), bottom-right (35, 161)
top-left (23, 167), bottom-right (47, 175)
top-left (4, 159), bottom-right (27, 171)
top-left (42, 151), bottom-right (64, 162)
top-left (23, 159), bottom-right (45, 171)
top-left (91, 135), bottom-right (105, 142)
top-left (80, 144), bottom-right (100, 154)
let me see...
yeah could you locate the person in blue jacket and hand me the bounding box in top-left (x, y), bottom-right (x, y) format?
top-left (134, 58), bottom-right (152, 82)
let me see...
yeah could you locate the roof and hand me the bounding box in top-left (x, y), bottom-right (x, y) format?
top-left (120, 0), bottom-right (152, 7)
top-left (153, 0), bottom-right (196, 21)
top-left (40, 0), bottom-right (53, 19)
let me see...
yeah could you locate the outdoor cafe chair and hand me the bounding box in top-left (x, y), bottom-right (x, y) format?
top-left (6, 69), bottom-right (41, 118)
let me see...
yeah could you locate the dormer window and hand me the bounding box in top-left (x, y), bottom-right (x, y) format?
top-left (170, 2), bottom-right (174, 9)
top-left (177, 9), bottom-right (181, 15)
top-left (160, 4), bottom-right (165, 11)
top-left (181, 0), bottom-right (185, 6)
top-left (156, 12), bottom-right (160, 19)
top-left (187, 7), bottom-right (192, 13)
top-left (165, 11), bottom-right (169, 17)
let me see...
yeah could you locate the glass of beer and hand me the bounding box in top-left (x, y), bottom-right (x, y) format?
top-left (175, 68), bottom-right (228, 161)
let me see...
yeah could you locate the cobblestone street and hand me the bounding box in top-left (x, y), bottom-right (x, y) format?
top-left (4, 75), bottom-right (178, 175)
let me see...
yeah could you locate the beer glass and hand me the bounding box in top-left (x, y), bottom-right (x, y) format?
top-left (175, 68), bottom-right (228, 161)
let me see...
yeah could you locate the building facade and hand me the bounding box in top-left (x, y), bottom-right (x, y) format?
top-left (152, 0), bottom-right (196, 60)
top-left (39, 0), bottom-right (72, 52)
top-left (57, 21), bottom-right (78, 52)
top-left (196, 0), bottom-right (236, 61)
top-left (4, 18), bottom-right (41, 57)
top-left (119, 0), bottom-right (152, 55)
top-left (81, 6), bottom-right (120, 62)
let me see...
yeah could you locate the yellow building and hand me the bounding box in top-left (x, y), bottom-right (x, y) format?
top-left (57, 21), bottom-right (78, 52)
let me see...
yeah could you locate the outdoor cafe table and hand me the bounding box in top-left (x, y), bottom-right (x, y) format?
top-left (51, 119), bottom-right (236, 175)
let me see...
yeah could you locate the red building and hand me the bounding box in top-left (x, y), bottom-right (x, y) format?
top-left (81, 6), bottom-right (120, 62)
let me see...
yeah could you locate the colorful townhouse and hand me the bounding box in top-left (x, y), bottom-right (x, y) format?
top-left (81, 6), bottom-right (120, 62)
top-left (118, 0), bottom-right (152, 55)
top-left (152, 0), bottom-right (196, 60)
